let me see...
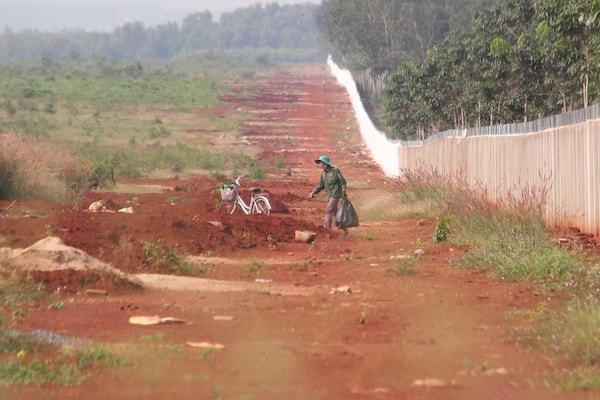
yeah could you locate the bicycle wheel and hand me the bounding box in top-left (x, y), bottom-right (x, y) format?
top-left (215, 200), bottom-right (236, 214)
top-left (252, 196), bottom-right (271, 215)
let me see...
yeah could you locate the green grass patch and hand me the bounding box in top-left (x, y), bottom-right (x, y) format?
top-left (0, 330), bottom-right (53, 354)
top-left (0, 273), bottom-right (125, 387)
top-left (78, 142), bottom-right (260, 186)
top-left (0, 343), bottom-right (127, 386)
top-left (550, 367), bottom-right (600, 391)
top-left (243, 260), bottom-right (267, 275)
top-left (392, 167), bottom-right (600, 390)
top-left (535, 298), bottom-right (600, 367)
top-left (0, 62), bottom-right (223, 107)
top-left (0, 58), bottom-right (269, 199)
top-left (0, 272), bottom-right (62, 326)
top-left (509, 296), bottom-right (600, 391)
top-left (460, 220), bottom-right (582, 288)
top-left (197, 347), bottom-right (213, 362)
top-left (141, 239), bottom-right (214, 276)
top-left (390, 167), bottom-right (580, 288)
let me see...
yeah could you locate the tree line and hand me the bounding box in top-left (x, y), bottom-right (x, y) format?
top-left (0, 3), bottom-right (321, 62)
top-left (315, 0), bottom-right (481, 95)
top-left (317, 0), bottom-right (600, 141)
top-left (4, 0), bottom-right (596, 141)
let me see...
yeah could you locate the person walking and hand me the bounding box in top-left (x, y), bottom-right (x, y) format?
top-left (308, 155), bottom-right (347, 231)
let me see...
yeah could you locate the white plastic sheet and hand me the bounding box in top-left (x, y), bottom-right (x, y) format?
top-left (327, 56), bottom-right (400, 177)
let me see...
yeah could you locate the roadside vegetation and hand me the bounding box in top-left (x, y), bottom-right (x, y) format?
top-left (141, 239), bottom-right (214, 276)
top-left (0, 42), bottom-right (597, 393)
top-left (0, 273), bottom-right (128, 386)
top-left (0, 135), bottom-right (89, 203)
top-left (0, 57), bottom-right (276, 203)
top-left (318, 0), bottom-right (600, 140)
top-left (0, 58), bottom-right (282, 387)
top-left (390, 167), bottom-right (600, 391)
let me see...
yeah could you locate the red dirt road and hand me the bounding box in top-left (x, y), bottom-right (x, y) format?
top-left (0, 65), bottom-right (589, 399)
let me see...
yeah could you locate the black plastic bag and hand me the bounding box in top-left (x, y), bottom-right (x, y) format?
top-left (336, 197), bottom-right (359, 228)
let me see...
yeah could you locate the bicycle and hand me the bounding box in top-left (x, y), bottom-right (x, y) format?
top-left (215, 175), bottom-right (272, 215)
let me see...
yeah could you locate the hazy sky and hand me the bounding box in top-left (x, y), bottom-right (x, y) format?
top-left (1, 0), bottom-right (321, 32)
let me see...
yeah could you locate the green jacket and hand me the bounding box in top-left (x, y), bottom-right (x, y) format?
top-left (313, 166), bottom-right (346, 199)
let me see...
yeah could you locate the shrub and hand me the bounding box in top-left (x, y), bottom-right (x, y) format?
top-left (461, 222), bottom-right (582, 287)
top-left (0, 149), bottom-right (19, 199)
top-left (87, 159), bottom-right (115, 189)
top-left (249, 161), bottom-right (266, 179)
top-left (0, 134), bottom-right (89, 202)
top-left (0, 343), bottom-right (127, 386)
top-left (141, 239), bottom-right (211, 276)
top-left (390, 167), bottom-right (585, 288)
top-left (432, 219), bottom-right (449, 243)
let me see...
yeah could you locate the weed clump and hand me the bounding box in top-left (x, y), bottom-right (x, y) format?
top-left (390, 167), bottom-right (578, 288)
top-left (0, 134), bottom-right (89, 202)
top-left (0, 273), bottom-right (128, 386)
top-left (390, 166), bottom-right (600, 389)
top-left (141, 239), bottom-right (213, 276)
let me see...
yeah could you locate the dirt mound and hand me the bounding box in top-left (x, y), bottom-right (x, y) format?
top-left (0, 236), bottom-right (142, 293)
top-left (47, 178), bottom-right (328, 277)
top-left (0, 174), bottom-right (338, 293)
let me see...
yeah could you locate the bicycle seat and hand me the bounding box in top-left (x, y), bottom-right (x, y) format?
top-left (250, 187), bottom-right (260, 193)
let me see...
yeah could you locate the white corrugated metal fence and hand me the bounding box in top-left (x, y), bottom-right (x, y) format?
top-left (329, 59), bottom-right (600, 237)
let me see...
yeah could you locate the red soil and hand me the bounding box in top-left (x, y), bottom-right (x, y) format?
top-left (0, 65), bottom-right (591, 400)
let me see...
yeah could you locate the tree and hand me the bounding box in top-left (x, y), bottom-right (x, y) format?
top-left (463, 0), bottom-right (544, 125)
top-left (111, 21), bottom-right (148, 59)
top-left (0, 3), bottom-right (320, 61)
top-left (218, 5), bottom-right (263, 48)
top-left (384, 0), bottom-right (551, 139)
top-left (149, 22), bottom-right (180, 59)
top-left (180, 11), bottom-right (215, 51)
top-left (317, 0), bottom-right (461, 73)
top-left (536, 0), bottom-right (600, 109)
top-left (1, 27), bottom-right (19, 60)
top-left (316, 0), bottom-right (481, 109)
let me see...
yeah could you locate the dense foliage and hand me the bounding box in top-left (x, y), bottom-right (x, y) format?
top-left (316, 0), bottom-right (600, 141)
top-left (383, 0), bottom-right (600, 140)
top-left (0, 3), bottom-right (322, 63)
top-left (316, 0), bottom-right (481, 94)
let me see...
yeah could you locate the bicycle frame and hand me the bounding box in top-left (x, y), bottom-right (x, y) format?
top-left (233, 191), bottom-right (263, 215)
top-left (216, 175), bottom-right (271, 215)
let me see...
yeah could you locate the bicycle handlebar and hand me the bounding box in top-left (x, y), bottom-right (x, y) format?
top-left (234, 175), bottom-right (248, 186)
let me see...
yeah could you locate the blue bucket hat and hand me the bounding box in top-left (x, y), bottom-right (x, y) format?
top-left (315, 155), bottom-right (331, 166)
